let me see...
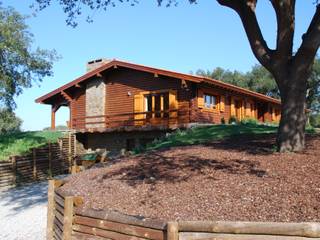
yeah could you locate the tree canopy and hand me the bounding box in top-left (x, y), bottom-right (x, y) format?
top-left (0, 4), bottom-right (57, 110)
top-left (196, 58), bottom-right (320, 113)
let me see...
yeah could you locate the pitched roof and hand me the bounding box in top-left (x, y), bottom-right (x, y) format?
top-left (35, 59), bottom-right (281, 105)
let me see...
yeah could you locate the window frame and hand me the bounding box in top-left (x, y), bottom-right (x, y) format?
top-left (204, 93), bottom-right (219, 110)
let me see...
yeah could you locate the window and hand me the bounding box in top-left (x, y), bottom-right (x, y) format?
top-left (144, 92), bottom-right (169, 118)
top-left (204, 94), bottom-right (217, 109)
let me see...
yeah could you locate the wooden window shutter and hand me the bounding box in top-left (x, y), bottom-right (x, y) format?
top-left (197, 89), bottom-right (204, 109)
top-left (169, 90), bottom-right (178, 118)
top-left (134, 94), bottom-right (144, 125)
top-left (230, 97), bottom-right (235, 116)
top-left (271, 106), bottom-right (276, 121)
top-left (220, 95), bottom-right (225, 112)
top-left (241, 100), bottom-right (245, 120)
top-left (245, 101), bottom-right (251, 117)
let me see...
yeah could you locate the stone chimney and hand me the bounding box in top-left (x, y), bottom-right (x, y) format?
top-left (86, 58), bottom-right (111, 72)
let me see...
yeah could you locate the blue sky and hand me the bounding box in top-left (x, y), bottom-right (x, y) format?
top-left (4, 0), bottom-right (316, 130)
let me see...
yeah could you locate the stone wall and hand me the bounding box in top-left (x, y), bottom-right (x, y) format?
top-left (77, 130), bottom-right (167, 155)
top-left (85, 78), bottom-right (106, 129)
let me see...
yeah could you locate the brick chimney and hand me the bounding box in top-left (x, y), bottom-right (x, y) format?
top-left (86, 58), bottom-right (111, 72)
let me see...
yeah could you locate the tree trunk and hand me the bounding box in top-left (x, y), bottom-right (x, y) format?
top-left (277, 76), bottom-right (308, 152)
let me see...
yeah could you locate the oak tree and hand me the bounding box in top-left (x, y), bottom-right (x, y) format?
top-left (0, 4), bottom-right (57, 110)
top-left (32, 0), bottom-right (320, 152)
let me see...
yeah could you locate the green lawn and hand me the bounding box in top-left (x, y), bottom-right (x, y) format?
top-left (143, 123), bottom-right (316, 152)
top-left (143, 123), bottom-right (277, 152)
top-left (0, 131), bottom-right (64, 161)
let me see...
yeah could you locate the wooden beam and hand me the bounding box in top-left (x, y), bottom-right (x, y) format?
top-left (113, 65), bottom-right (118, 69)
top-left (75, 83), bottom-right (82, 88)
top-left (61, 91), bottom-right (73, 102)
top-left (96, 72), bottom-right (102, 78)
top-left (154, 73), bottom-right (159, 78)
top-left (181, 79), bottom-right (187, 88)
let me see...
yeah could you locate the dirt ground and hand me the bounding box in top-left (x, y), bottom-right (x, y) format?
top-left (61, 134), bottom-right (320, 222)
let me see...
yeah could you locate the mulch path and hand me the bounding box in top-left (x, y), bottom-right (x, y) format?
top-left (61, 134), bottom-right (320, 222)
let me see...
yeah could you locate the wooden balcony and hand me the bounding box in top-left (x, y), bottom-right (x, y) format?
top-left (72, 109), bottom-right (190, 132)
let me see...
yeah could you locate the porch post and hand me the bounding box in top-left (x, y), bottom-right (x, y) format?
top-left (51, 105), bottom-right (56, 130)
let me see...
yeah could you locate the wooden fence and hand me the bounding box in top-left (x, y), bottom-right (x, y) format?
top-left (0, 133), bottom-right (77, 190)
top-left (48, 179), bottom-right (320, 240)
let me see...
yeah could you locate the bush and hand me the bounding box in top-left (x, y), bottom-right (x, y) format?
top-left (240, 117), bottom-right (259, 125)
top-left (0, 109), bottom-right (22, 134)
top-left (228, 115), bottom-right (237, 124)
top-left (221, 117), bottom-right (226, 124)
top-left (310, 114), bottom-right (320, 128)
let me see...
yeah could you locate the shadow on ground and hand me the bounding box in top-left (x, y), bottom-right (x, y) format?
top-left (99, 151), bottom-right (267, 187)
top-left (0, 182), bottom-right (48, 216)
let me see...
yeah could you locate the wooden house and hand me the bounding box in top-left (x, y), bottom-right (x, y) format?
top-left (36, 59), bottom-right (281, 152)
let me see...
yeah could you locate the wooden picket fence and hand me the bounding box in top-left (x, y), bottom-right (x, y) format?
top-left (48, 179), bottom-right (320, 240)
top-left (0, 133), bottom-right (77, 190)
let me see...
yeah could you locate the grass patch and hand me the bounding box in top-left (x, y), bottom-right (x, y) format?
top-left (0, 131), bottom-right (64, 161)
top-left (141, 123), bottom-right (317, 153)
top-left (140, 123), bottom-right (279, 152)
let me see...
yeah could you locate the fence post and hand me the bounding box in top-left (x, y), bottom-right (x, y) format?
top-left (68, 132), bottom-right (72, 173)
top-left (11, 156), bottom-right (16, 186)
top-left (47, 180), bottom-right (55, 240)
top-left (73, 132), bottom-right (77, 157)
top-left (33, 148), bottom-right (37, 181)
top-left (167, 222), bottom-right (179, 240)
top-left (48, 141), bottom-right (52, 178)
top-left (63, 196), bottom-right (74, 240)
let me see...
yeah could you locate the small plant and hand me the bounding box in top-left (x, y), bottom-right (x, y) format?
top-left (240, 117), bottom-right (259, 125)
top-left (228, 115), bottom-right (237, 124)
top-left (221, 117), bottom-right (226, 124)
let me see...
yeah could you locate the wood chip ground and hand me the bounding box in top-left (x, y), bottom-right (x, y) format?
top-left (61, 134), bottom-right (320, 222)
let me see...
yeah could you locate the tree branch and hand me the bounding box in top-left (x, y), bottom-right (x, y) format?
top-left (217, 0), bottom-right (273, 72)
top-left (293, 4), bottom-right (320, 74)
top-left (270, 0), bottom-right (295, 59)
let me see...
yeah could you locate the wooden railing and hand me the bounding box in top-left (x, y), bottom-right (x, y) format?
top-left (72, 109), bottom-right (189, 131)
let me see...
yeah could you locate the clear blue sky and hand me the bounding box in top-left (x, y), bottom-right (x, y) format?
top-left (4, 0), bottom-right (316, 131)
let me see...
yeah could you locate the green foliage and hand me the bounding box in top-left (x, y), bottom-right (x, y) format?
top-left (144, 124), bottom-right (278, 151)
top-left (196, 65), bottom-right (279, 99)
top-left (228, 115), bottom-right (237, 124)
top-left (220, 117), bottom-right (225, 124)
top-left (0, 5), bottom-right (58, 110)
top-left (240, 117), bottom-right (259, 125)
top-left (307, 58), bottom-right (320, 113)
top-left (0, 108), bottom-right (22, 134)
top-left (310, 114), bottom-right (320, 127)
top-left (43, 125), bottom-right (68, 131)
top-left (0, 131), bottom-right (63, 160)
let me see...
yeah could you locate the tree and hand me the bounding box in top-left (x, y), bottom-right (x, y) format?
top-left (0, 4), bottom-right (57, 110)
top-left (32, 0), bottom-right (320, 152)
top-left (0, 108), bottom-right (22, 134)
top-left (196, 65), bottom-right (280, 99)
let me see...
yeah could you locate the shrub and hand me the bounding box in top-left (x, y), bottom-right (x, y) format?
top-left (228, 115), bottom-right (237, 124)
top-left (221, 117), bottom-right (226, 124)
top-left (240, 117), bottom-right (259, 125)
top-left (310, 114), bottom-right (320, 128)
top-left (0, 109), bottom-right (22, 134)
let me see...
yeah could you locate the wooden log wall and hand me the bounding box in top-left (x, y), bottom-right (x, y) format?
top-left (48, 179), bottom-right (320, 240)
top-left (0, 134), bottom-right (77, 190)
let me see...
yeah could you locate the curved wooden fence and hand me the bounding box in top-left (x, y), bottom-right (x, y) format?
top-left (48, 179), bottom-right (320, 240)
top-left (0, 133), bottom-right (77, 190)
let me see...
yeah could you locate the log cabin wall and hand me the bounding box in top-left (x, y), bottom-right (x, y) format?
top-left (191, 84), bottom-right (281, 124)
top-left (71, 88), bottom-right (86, 129)
top-left (104, 68), bottom-right (192, 126)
